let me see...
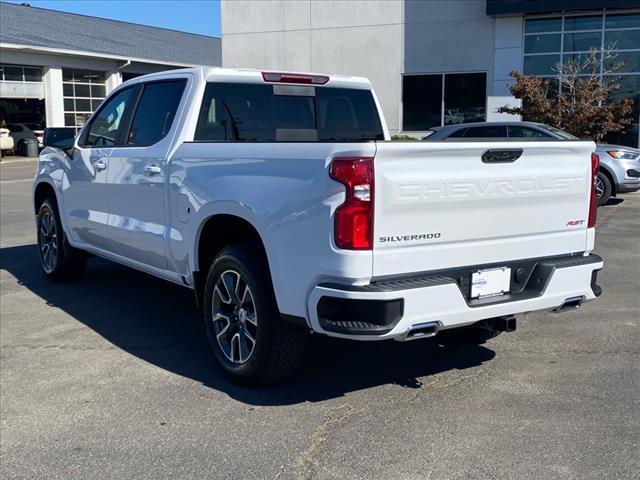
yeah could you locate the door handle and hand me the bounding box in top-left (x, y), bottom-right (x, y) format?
top-left (93, 161), bottom-right (107, 171)
top-left (144, 165), bottom-right (162, 176)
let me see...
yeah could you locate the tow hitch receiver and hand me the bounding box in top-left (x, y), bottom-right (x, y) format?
top-left (494, 315), bottom-right (517, 332)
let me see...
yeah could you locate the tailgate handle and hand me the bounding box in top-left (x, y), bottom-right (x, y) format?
top-left (482, 149), bottom-right (523, 164)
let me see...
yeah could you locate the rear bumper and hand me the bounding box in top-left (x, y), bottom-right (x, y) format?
top-left (307, 254), bottom-right (603, 341)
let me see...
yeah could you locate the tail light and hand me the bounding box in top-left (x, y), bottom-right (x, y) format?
top-left (330, 157), bottom-right (374, 250)
top-left (588, 152), bottom-right (599, 228)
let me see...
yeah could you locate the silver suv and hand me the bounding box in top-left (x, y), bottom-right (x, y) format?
top-left (423, 122), bottom-right (640, 206)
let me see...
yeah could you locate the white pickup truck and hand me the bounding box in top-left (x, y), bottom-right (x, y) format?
top-left (34, 67), bottom-right (603, 384)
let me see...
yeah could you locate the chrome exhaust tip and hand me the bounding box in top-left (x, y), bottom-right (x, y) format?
top-left (400, 321), bottom-right (441, 341)
top-left (553, 295), bottom-right (585, 313)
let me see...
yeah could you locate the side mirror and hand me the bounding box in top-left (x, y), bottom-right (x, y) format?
top-left (43, 127), bottom-right (76, 151)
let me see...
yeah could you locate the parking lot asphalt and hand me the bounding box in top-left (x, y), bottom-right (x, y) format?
top-left (1, 159), bottom-right (639, 480)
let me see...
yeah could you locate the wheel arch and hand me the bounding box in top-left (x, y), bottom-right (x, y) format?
top-left (33, 180), bottom-right (58, 215)
top-left (598, 165), bottom-right (617, 196)
top-left (192, 213), bottom-right (272, 309)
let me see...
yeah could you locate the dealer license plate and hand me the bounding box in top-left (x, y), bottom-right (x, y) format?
top-left (471, 267), bottom-right (511, 298)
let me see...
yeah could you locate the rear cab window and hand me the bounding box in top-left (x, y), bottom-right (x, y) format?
top-left (194, 82), bottom-right (384, 142)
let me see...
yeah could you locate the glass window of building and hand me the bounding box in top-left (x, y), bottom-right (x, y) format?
top-left (523, 11), bottom-right (640, 147)
top-left (402, 73), bottom-right (486, 131)
top-left (0, 65), bottom-right (43, 82)
top-left (62, 69), bottom-right (107, 128)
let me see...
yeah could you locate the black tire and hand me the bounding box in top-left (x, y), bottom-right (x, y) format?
top-left (37, 198), bottom-right (87, 281)
top-left (596, 171), bottom-right (612, 207)
top-left (203, 245), bottom-right (307, 385)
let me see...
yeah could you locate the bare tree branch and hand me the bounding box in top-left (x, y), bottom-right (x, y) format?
top-left (498, 47), bottom-right (633, 141)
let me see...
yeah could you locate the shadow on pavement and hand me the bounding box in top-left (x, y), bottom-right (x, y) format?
top-left (604, 197), bottom-right (624, 206)
top-left (1, 244), bottom-right (495, 405)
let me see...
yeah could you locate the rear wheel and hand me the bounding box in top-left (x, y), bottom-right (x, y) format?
top-left (37, 198), bottom-right (87, 281)
top-left (596, 171), bottom-right (612, 206)
top-left (203, 245), bottom-right (307, 384)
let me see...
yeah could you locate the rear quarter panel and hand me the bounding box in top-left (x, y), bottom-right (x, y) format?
top-left (168, 142), bottom-right (377, 317)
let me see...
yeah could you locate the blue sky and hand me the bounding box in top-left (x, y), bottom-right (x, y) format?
top-left (4, 0), bottom-right (221, 37)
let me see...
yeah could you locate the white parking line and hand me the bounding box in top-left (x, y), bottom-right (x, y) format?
top-left (0, 178), bottom-right (32, 184)
top-left (0, 158), bottom-right (38, 165)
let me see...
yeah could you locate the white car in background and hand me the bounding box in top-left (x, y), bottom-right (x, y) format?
top-left (0, 127), bottom-right (15, 157)
top-left (7, 123), bottom-right (42, 152)
top-left (24, 123), bottom-right (45, 147)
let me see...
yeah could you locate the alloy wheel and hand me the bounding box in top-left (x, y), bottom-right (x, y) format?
top-left (595, 176), bottom-right (605, 199)
top-left (211, 269), bottom-right (258, 364)
top-left (38, 210), bottom-right (58, 272)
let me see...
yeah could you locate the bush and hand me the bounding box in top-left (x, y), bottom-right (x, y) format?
top-left (391, 134), bottom-right (418, 141)
top-left (498, 48), bottom-right (633, 141)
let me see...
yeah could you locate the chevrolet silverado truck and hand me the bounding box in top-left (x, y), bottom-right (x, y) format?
top-left (34, 67), bottom-right (603, 384)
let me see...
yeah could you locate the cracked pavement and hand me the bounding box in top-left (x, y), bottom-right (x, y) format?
top-left (1, 159), bottom-right (639, 479)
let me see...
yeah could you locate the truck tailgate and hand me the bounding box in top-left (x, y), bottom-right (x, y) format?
top-left (372, 141), bottom-right (595, 278)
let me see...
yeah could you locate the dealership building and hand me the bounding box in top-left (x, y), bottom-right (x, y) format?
top-left (0, 2), bottom-right (220, 130)
top-left (222, 0), bottom-right (640, 147)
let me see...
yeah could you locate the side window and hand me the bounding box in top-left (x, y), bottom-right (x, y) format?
top-left (508, 126), bottom-right (549, 138)
top-left (82, 87), bottom-right (135, 147)
top-left (195, 83), bottom-right (275, 141)
top-left (127, 80), bottom-right (186, 146)
top-left (449, 128), bottom-right (468, 138)
top-left (463, 126), bottom-right (507, 138)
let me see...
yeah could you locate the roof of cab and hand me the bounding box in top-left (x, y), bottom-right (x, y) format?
top-left (122, 67), bottom-right (374, 90)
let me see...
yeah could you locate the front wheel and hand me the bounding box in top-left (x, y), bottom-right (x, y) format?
top-left (203, 245), bottom-right (307, 385)
top-left (596, 171), bottom-right (612, 206)
top-left (37, 198), bottom-right (87, 281)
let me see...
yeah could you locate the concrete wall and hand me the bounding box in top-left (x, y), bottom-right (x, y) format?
top-left (221, 0), bottom-right (525, 133)
top-left (221, 0), bottom-right (404, 133)
top-left (489, 15), bottom-right (523, 121)
top-left (403, 1), bottom-right (494, 74)
top-left (402, 0), bottom-right (496, 132)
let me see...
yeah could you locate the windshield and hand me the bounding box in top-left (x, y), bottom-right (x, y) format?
top-left (543, 125), bottom-right (579, 140)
